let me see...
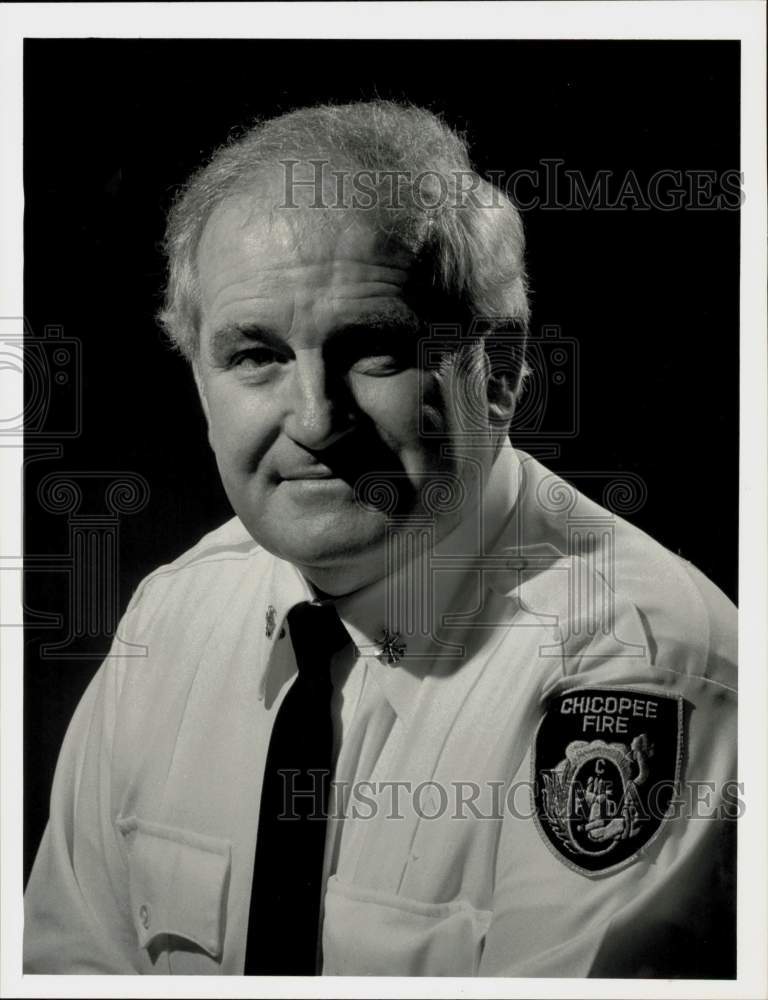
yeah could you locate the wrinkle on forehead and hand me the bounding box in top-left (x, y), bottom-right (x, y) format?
top-left (197, 194), bottom-right (419, 326)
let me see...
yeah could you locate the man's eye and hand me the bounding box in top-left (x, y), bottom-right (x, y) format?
top-left (350, 354), bottom-right (406, 376)
top-left (231, 347), bottom-right (283, 369)
top-left (347, 339), bottom-right (417, 376)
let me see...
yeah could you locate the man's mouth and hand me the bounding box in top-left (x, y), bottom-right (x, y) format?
top-left (280, 466), bottom-right (339, 481)
top-left (279, 472), bottom-right (354, 505)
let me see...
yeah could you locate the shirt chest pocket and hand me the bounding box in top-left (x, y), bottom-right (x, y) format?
top-left (322, 875), bottom-right (492, 976)
top-left (116, 815), bottom-right (231, 974)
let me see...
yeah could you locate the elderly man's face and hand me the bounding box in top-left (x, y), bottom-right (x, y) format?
top-left (194, 196), bottom-right (492, 592)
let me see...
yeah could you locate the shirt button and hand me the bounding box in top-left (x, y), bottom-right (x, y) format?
top-left (139, 904), bottom-right (151, 929)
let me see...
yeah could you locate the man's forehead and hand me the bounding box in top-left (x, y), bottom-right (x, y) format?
top-left (197, 191), bottom-right (415, 274)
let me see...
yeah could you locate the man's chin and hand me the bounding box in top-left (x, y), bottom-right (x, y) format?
top-left (245, 508), bottom-right (389, 571)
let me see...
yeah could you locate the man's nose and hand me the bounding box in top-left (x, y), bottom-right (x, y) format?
top-left (282, 350), bottom-right (353, 450)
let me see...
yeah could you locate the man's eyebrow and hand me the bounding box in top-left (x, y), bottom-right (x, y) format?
top-left (208, 312), bottom-right (421, 358)
top-left (209, 323), bottom-right (285, 356)
top-left (329, 312), bottom-right (421, 336)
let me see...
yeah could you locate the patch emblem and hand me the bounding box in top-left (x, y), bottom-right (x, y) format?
top-left (532, 687), bottom-right (684, 876)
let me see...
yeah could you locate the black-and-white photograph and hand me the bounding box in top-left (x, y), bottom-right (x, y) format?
top-left (2, 3), bottom-right (766, 996)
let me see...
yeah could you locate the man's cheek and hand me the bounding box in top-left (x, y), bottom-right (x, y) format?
top-left (207, 398), bottom-right (256, 460)
top-left (355, 371), bottom-right (423, 422)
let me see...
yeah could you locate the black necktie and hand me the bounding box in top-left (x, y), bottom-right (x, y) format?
top-left (244, 600), bottom-right (350, 975)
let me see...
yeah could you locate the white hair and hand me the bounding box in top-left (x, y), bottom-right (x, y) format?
top-left (159, 100), bottom-right (529, 391)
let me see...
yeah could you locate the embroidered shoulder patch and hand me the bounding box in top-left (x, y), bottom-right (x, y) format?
top-left (532, 687), bottom-right (684, 877)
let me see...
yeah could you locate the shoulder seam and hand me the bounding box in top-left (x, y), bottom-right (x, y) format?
top-left (661, 554), bottom-right (712, 665)
top-left (130, 542), bottom-right (263, 608)
top-left (644, 661), bottom-right (737, 695)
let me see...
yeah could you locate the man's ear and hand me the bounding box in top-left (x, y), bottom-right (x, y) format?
top-left (484, 334), bottom-right (528, 427)
top-left (486, 371), bottom-right (516, 425)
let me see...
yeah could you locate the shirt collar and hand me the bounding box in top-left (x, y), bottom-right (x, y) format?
top-left (259, 441), bottom-right (521, 724)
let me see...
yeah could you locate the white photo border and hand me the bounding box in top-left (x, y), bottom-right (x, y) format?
top-left (1, 3), bottom-right (765, 999)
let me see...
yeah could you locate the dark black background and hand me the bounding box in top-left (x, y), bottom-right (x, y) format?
top-left (24, 39), bottom-right (739, 881)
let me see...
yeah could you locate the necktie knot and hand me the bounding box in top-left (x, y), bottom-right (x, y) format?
top-left (287, 601), bottom-right (350, 680)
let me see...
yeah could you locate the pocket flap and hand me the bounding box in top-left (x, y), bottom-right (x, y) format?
top-left (322, 875), bottom-right (492, 976)
top-left (116, 815), bottom-right (231, 959)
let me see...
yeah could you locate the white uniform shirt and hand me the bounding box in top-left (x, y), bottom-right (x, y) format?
top-left (24, 444), bottom-right (738, 976)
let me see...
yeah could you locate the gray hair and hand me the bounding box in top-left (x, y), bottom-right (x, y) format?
top-left (158, 100), bottom-right (529, 378)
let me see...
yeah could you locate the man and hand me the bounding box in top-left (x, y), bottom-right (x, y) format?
top-left (24, 101), bottom-right (737, 977)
